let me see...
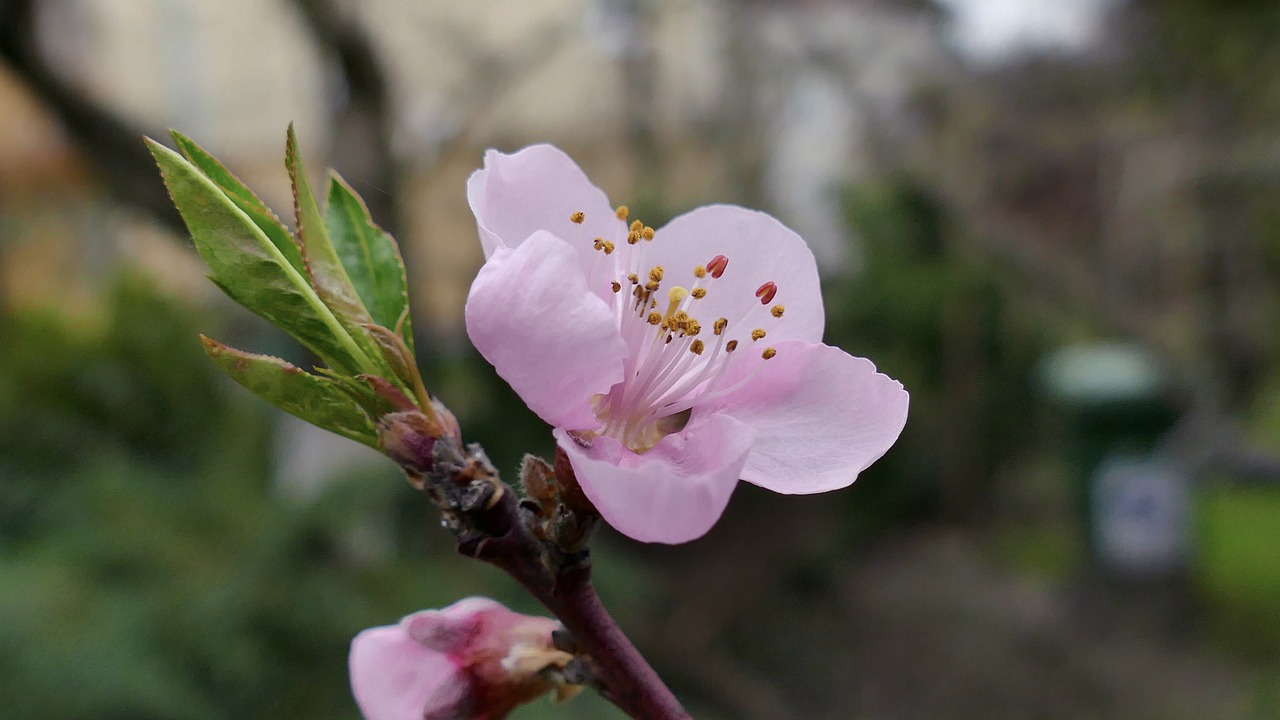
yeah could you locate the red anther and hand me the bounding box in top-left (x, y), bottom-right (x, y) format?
top-left (755, 281), bottom-right (778, 305)
top-left (706, 255), bottom-right (729, 278)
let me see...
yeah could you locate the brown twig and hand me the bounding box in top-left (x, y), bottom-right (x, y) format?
top-left (383, 415), bottom-right (692, 720)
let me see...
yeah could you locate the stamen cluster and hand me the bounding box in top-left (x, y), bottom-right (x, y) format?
top-left (570, 209), bottom-right (786, 452)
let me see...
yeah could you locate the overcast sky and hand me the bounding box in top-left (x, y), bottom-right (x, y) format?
top-left (935, 0), bottom-right (1118, 62)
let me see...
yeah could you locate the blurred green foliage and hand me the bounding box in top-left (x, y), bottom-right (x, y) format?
top-left (1196, 486), bottom-right (1280, 656)
top-left (0, 277), bottom-right (625, 720)
top-left (824, 180), bottom-right (1045, 529)
top-left (1129, 0), bottom-right (1280, 111)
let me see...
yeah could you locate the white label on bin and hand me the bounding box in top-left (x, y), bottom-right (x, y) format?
top-left (1091, 456), bottom-right (1190, 578)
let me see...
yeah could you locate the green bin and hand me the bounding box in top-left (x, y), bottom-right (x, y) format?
top-left (1039, 343), bottom-right (1187, 578)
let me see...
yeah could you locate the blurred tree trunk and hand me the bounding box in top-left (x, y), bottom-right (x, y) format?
top-left (939, 286), bottom-right (987, 520)
top-left (0, 0), bottom-right (184, 234)
top-left (0, 0), bottom-right (405, 245)
top-left (720, 1), bottom-right (766, 207)
top-left (288, 0), bottom-right (402, 239)
top-left (616, 0), bottom-right (660, 183)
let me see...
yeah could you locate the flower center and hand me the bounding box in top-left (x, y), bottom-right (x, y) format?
top-left (570, 207), bottom-right (785, 453)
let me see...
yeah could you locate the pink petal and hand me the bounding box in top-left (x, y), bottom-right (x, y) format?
top-left (465, 231), bottom-right (628, 430)
top-left (467, 144), bottom-right (626, 259)
top-left (401, 598), bottom-right (503, 652)
top-left (553, 413), bottom-right (756, 544)
top-left (645, 204), bottom-right (825, 344)
top-left (349, 624), bottom-right (467, 720)
top-left (713, 340), bottom-right (907, 494)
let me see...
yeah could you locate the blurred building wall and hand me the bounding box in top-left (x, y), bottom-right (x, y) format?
top-left (1, 0), bottom-right (947, 337)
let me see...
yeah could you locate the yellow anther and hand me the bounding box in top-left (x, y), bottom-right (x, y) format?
top-left (601, 241), bottom-right (615, 255)
top-left (616, 205), bottom-right (629, 220)
top-left (762, 347), bottom-right (777, 360)
top-left (647, 311), bottom-right (662, 325)
top-left (628, 273), bottom-right (639, 284)
top-left (726, 340), bottom-right (739, 352)
top-left (628, 230), bottom-right (642, 245)
top-left (690, 340), bottom-right (706, 355)
top-left (686, 320), bottom-right (702, 336)
top-left (642, 226), bottom-right (655, 241)
top-left (713, 317), bottom-right (728, 335)
top-left (771, 305), bottom-right (785, 318)
top-left (693, 265), bottom-right (707, 279)
top-left (593, 238), bottom-right (603, 250)
top-left (570, 211), bottom-right (585, 224)
top-left (612, 281), bottom-right (622, 293)
top-left (645, 281), bottom-right (660, 292)
top-left (691, 287), bottom-right (707, 299)
top-left (649, 266), bottom-right (665, 283)
top-left (630, 219), bottom-right (643, 233)
top-left (751, 328), bottom-right (766, 342)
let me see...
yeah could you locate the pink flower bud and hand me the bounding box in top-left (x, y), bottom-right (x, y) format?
top-left (349, 598), bottom-right (579, 720)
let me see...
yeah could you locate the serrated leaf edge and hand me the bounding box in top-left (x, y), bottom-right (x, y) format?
top-left (147, 137), bottom-right (379, 375)
top-left (200, 335), bottom-right (379, 448)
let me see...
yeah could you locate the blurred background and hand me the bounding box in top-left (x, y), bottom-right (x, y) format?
top-left (2, 0), bottom-right (1279, 718)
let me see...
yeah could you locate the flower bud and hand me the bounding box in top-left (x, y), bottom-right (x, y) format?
top-left (349, 598), bottom-right (580, 720)
top-left (378, 403), bottom-right (462, 480)
top-left (553, 445), bottom-right (595, 517)
top-left (378, 411), bottom-right (441, 476)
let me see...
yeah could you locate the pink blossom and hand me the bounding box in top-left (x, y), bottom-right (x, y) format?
top-left (349, 597), bottom-right (578, 720)
top-left (464, 145), bottom-right (909, 544)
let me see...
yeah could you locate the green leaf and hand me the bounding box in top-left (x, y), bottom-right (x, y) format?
top-left (285, 125), bottom-right (386, 367)
top-left (315, 368), bottom-right (399, 421)
top-left (326, 173), bottom-right (415, 354)
top-left (148, 138), bottom-right (374, 375)
top-left (201, 336), bottom-right (378, 448)
top-left (168, 130), bottom-right (306, 278)
top-left (363, 323), bottom-right (428, 408)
